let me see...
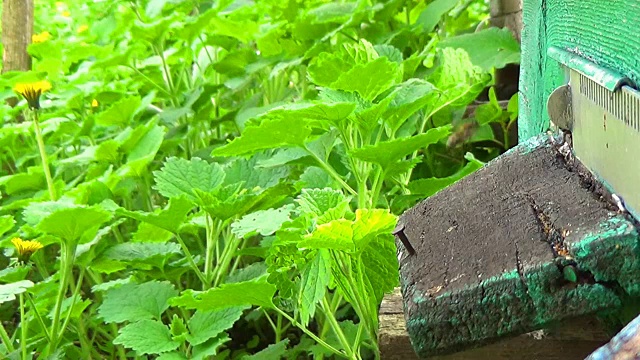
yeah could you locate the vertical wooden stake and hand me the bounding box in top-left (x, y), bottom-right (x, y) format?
top-left (2, 0), bottom-right (34, 74)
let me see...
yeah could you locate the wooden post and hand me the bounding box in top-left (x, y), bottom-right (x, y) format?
top-left (1, 0), bottom-right (34, 73)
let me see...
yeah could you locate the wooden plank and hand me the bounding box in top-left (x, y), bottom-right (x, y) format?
top-left (395, 135), bottom-right (639, 358)
top-left (519, 0), bottom-right (640, 140)
top-left (379, 288), bottom-right (610, 360)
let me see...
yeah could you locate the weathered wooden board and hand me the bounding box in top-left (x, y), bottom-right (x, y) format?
top-left (379, 288), bottom-right (611, 360)
top-left (519, 0), bottom-right (640, 139)
top-left (396, 135), bottom-right (640, 358)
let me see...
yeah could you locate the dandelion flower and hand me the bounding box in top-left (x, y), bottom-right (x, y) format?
top-left (77, 25), bottom-right (89, 34)
top-left (14, 80), bottom-right (52, 110)
top-left (32, 31), bottom-right (52, 43)
top-left (62, 10), bottom-right (71, 17)
top-left (11, 238), bottom-right (44, 263)
top-left (91, 99), bottom-right (99, 107)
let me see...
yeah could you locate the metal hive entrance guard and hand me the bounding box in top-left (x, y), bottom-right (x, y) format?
top-left (394, 1), bottom-right (640, 358)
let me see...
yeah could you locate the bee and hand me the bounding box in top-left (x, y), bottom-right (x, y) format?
top-left (447, 120), bottom-right (479, 148)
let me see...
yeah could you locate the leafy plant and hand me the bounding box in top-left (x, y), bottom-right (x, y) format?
top-left (0, 0), bottom-right (520, 359)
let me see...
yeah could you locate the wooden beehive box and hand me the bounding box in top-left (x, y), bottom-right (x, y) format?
top-left (381, 1), bottom-right (640, 359)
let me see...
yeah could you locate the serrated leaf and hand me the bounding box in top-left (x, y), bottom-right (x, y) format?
top-left (331, 58), bottom-right (400, 101)
top-left (295, 188), bottom-right (350, 224)
top-left (117, 197), bottom-right (193, 234)
top-left (298, 250), bottom-right (330, 326)
top-left (439, 28), bottom-right (520, 70)
top-left (99, 281), bottom-right (178, 323)
top-left (352, 209), bottom-right (397, 250)
top-left (0, 266), bottom-right (30, 283)
top-left (382, 79), bottom-right (439, 132)
top-left (361, 234), bottom-right (399, 305)
top-left (169, 277), bottom-right (276, 311)
top-left (231, 205), bottom-right (295, 238)
top-left (299, 220), bottom-right (354, 252)
top-left (429, 48), bottom-right (490, 109)
top-left (0, 280), bottom-right (34, 304)
top-left (192, 334), bottom-right (230, 360)
top-left (224, 155), bottom-right (290, 189)
top-left (157, 352), bottom-right (188, 360)
top-left (114, 320), bottom-right (179, 355)
top-left (243, 339), bottom-right (289, 360)
top-left (350, 126), bottom-right (452, 170)
top-left (37, 205), bottom-right (113, 244)
top-left (154, 157), bottom-right (225, 201)
top-left (95, 96), bottom-right (142, 126)
top-left (187, 306), bottom-right (247, 346)
top-left (213, 116), bottom-right (312, 157)
top-left (102, 242), bottom-right (181, 265)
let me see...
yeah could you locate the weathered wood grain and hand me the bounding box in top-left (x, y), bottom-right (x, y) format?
top-left (379, 287), bottom-right (610, 360)
top-left (519, 0), bottom-right (640, 140)
top-left (396, 135), bottom-right (639, 358)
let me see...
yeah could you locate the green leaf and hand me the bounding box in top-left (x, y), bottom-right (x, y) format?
top-left (408, 152), bottom-right (485, 196)
top-left (187, 306), bottom-right (248, 346)
top-left (169, 277), bottom-right (276, 311)
top-left (114, 320), bottom-right (180, 355)
top-left (0, 280), bottom-right (34, 304)
top-left (0, 266), bottom-right (30, 283)
top-left (95, 96), bottom-right (142, 126)
top-left (102, 242), bottom-right (181, 266)
top-left (154, 157), bottom-right (225, 201)
top-left (350, 126), bottom-right (452, 170)
top-left (299, 219), bottom-right (354, 252)
top-left (231, 205), bottom-right (296, 239)
top-left (157, 352), bottom-right (188, 360)
top-left (213, 116), bottom-right (312, 157)
top-left (192, 335), bottom-right (230, 360)
top-left (298, 250), bottom-right (330, 327)
top-left (295, 188), bottom-right (351, 224)
top-left (117, 197), bottom-right (193, 234)
top-left (352, 209), bottom-right (397, 250)
top-left (416, 0), bottom-right (458, 33)
top-left (37, 205), bottom-right (113, 244)
top-left (382, 79), bottom-right (439, 132)
top-left (439, 28), bottom-right (521, 70)
top-left (243, 339), bottom-right (289, 360)
top-left (429, 48), bottom-right (490, 109)
top-left (224, 155), bottom-right (290, 189)
top-left (0, 215), bottom-right (15, 237)
top-left (361, 234), bottom-right (399, 306)
top-left (99, 281), bottom-right (178, 323)
top-left (330, 58), bottom-right (400, 101)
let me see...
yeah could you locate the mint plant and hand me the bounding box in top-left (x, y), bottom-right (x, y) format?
top-left (0, 0), bottom-right (521, 358)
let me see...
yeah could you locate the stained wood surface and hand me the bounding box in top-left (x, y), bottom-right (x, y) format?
top-left (395, 136), bottom-right (639, 358)
top-left (519, 0), bottom-right (640, 140)
top-left (379, 288), bottom-right (610, 360)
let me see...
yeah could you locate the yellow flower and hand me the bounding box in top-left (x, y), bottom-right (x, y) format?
top-left (77, 25), bottom-right (89, 34)
top-left (32, 31), bottom-right (52, 43)
top-left (14, 80), bottom-right (52, 110)
top-left (62, 10), bottom-right (71, 17)
top-left (91, 99), bottom-right (99, 107)
top-left (11, 238), bottom-right (44, 263)
top-left (55, 1), bottom-right (65, 7)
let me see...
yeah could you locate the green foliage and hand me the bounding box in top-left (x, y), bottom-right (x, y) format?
top-left (0, 0), bottom-right (519, 358)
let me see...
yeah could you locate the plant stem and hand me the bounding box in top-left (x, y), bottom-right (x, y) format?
top-left (48, 242), bottom-right (75, 354)
top-left (32, 110), bottom-right (57, 201)
top-left (212, 232), bottom-right (241, 288)
top-left (275, 312), bottom-right (283, 343)
top-left (304, 146), bottom-right (357, 196)
top-left (175, 233), bottom-right (207, 286)
top-left (273, 307), bottom-right (347, 359)
top-left (19, 293), bottom-right (27, 360)
top-left (0, 320), bottom-right (14, 353)
top-left (26, 293), bottom-right (50, 341)
top-left (321, 296), bottom-right (356, 359)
